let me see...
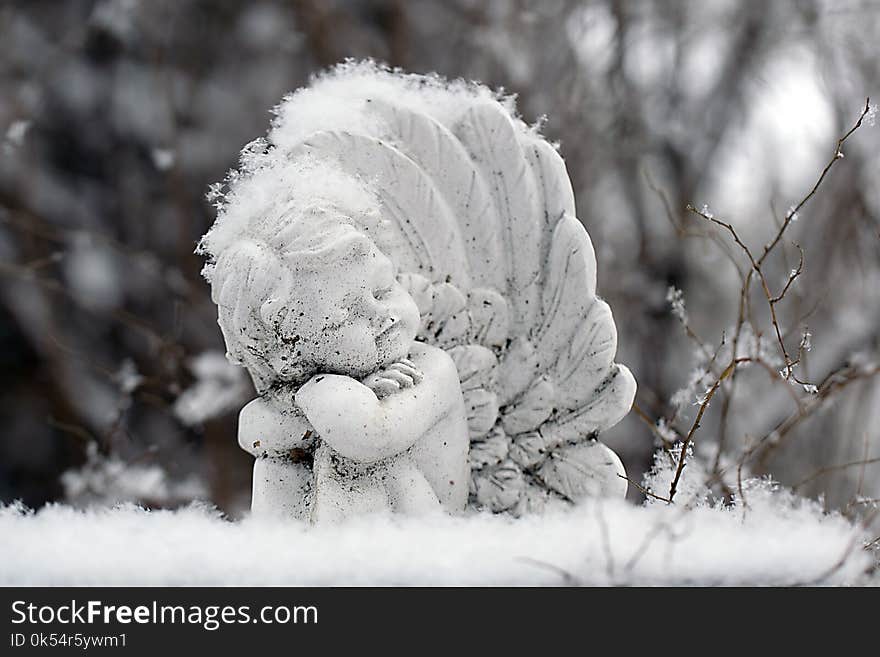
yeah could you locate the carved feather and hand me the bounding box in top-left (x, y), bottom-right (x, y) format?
top-left (367, 99), bottom-right (507, 292)
top-left (536, 214), bottom-right (598, 344)
top-left (501, 375), bottom-right (555, 436)
top-left (290, 131), bottom-right (471, 287)
top-left (255, 68), bottom-right (637, 513)
top-left (495, 337), bottom-right (540, 405)
top-left (465, 288), bottom-right (509, 349)
top-left (453, 102), bottom-right (541, 331)
top-left (522, 136), bottom-right (576, 268)
top-left (539, 364), bottom-right (637, 447)
top-left (551, 299), bottom-right (618, 411)
top-left (538, 441), bottom-right (627, 502)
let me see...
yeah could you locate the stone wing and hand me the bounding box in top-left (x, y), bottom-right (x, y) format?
top-left (267, 64), bottom-right (637, 514)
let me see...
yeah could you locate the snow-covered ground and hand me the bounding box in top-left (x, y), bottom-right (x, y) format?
top-left (0, 494), bottom-right (871, 586)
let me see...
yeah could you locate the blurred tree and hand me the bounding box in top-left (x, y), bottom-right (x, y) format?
top-left (0, 0), bottom-right (877, 527)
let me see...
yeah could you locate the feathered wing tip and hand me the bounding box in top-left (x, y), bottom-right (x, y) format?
top-left (233, 66), bottom-right (635, 513)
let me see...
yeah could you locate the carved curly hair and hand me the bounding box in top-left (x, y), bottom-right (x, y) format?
top-left (200, 158), bottom-right (387, 393)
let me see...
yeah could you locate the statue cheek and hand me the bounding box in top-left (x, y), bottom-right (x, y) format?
top-left (316, 320), bottom-right (378, 371)
top-left (396, 294), bottom-right (421, 337)
top-left (349, 322), bottom-right (380, 358)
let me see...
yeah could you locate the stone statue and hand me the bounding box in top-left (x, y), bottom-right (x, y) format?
top-left (199, 62), bottom-right (636, 521)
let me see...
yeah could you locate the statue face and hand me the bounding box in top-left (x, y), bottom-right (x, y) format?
top-left (276, 236), bottom-right (420, 380)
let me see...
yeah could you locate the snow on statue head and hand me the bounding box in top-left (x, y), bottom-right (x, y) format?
top-left (202, 160), bottom-right (419, 393)
top-left (199, 61), bottom-right (636, 523)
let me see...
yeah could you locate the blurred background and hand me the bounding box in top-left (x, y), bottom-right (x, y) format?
top-left (1, 0), bottom-right (878, 521)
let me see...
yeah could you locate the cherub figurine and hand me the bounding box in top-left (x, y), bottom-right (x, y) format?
top-left (202, 62), bottom-right (636, 520)
top-left (205, 189), bottom-right (469, 522)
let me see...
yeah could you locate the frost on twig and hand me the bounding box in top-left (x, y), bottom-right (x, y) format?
top-left (643, 99), bottom-right (878, 507)
top-left (666, 285), bottom-right (687, 324)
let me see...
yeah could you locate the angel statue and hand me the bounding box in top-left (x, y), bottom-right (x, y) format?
top-left (199, 62), bottom-right (636, 522)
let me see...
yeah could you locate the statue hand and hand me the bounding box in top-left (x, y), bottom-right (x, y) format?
top-left (362, 358), bottom-right (424, 398)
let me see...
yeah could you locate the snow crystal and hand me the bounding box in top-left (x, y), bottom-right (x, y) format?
top-left (642, 443), bottom-right (710, 507)
top-left (734, 323), bottom-right (782, 368)
top-left (666, 285), bottom-right (688, 324)
top-left (205, 182), bottom-right (224, 203)
top-left (693, 387), bottom-right (712, 407)
top-left (0, 497), bottom-right (869, 586)
top-left (670, 366), bottom-right (711, 411)
top-left (800, 328), bottom-right (812, 353)
top-left (867, 103), bottom-right (877, 128)
top-left (655, 418), bottom-right (677, 444)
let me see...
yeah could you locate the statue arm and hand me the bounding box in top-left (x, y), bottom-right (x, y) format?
top-left (238, 394), bottom-right (314, 457)
top-left (295, 343), bottom-right (459, 463)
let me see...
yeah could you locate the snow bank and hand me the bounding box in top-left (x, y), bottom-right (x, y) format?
top-left (0, 497), bottom-right (870, 586)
